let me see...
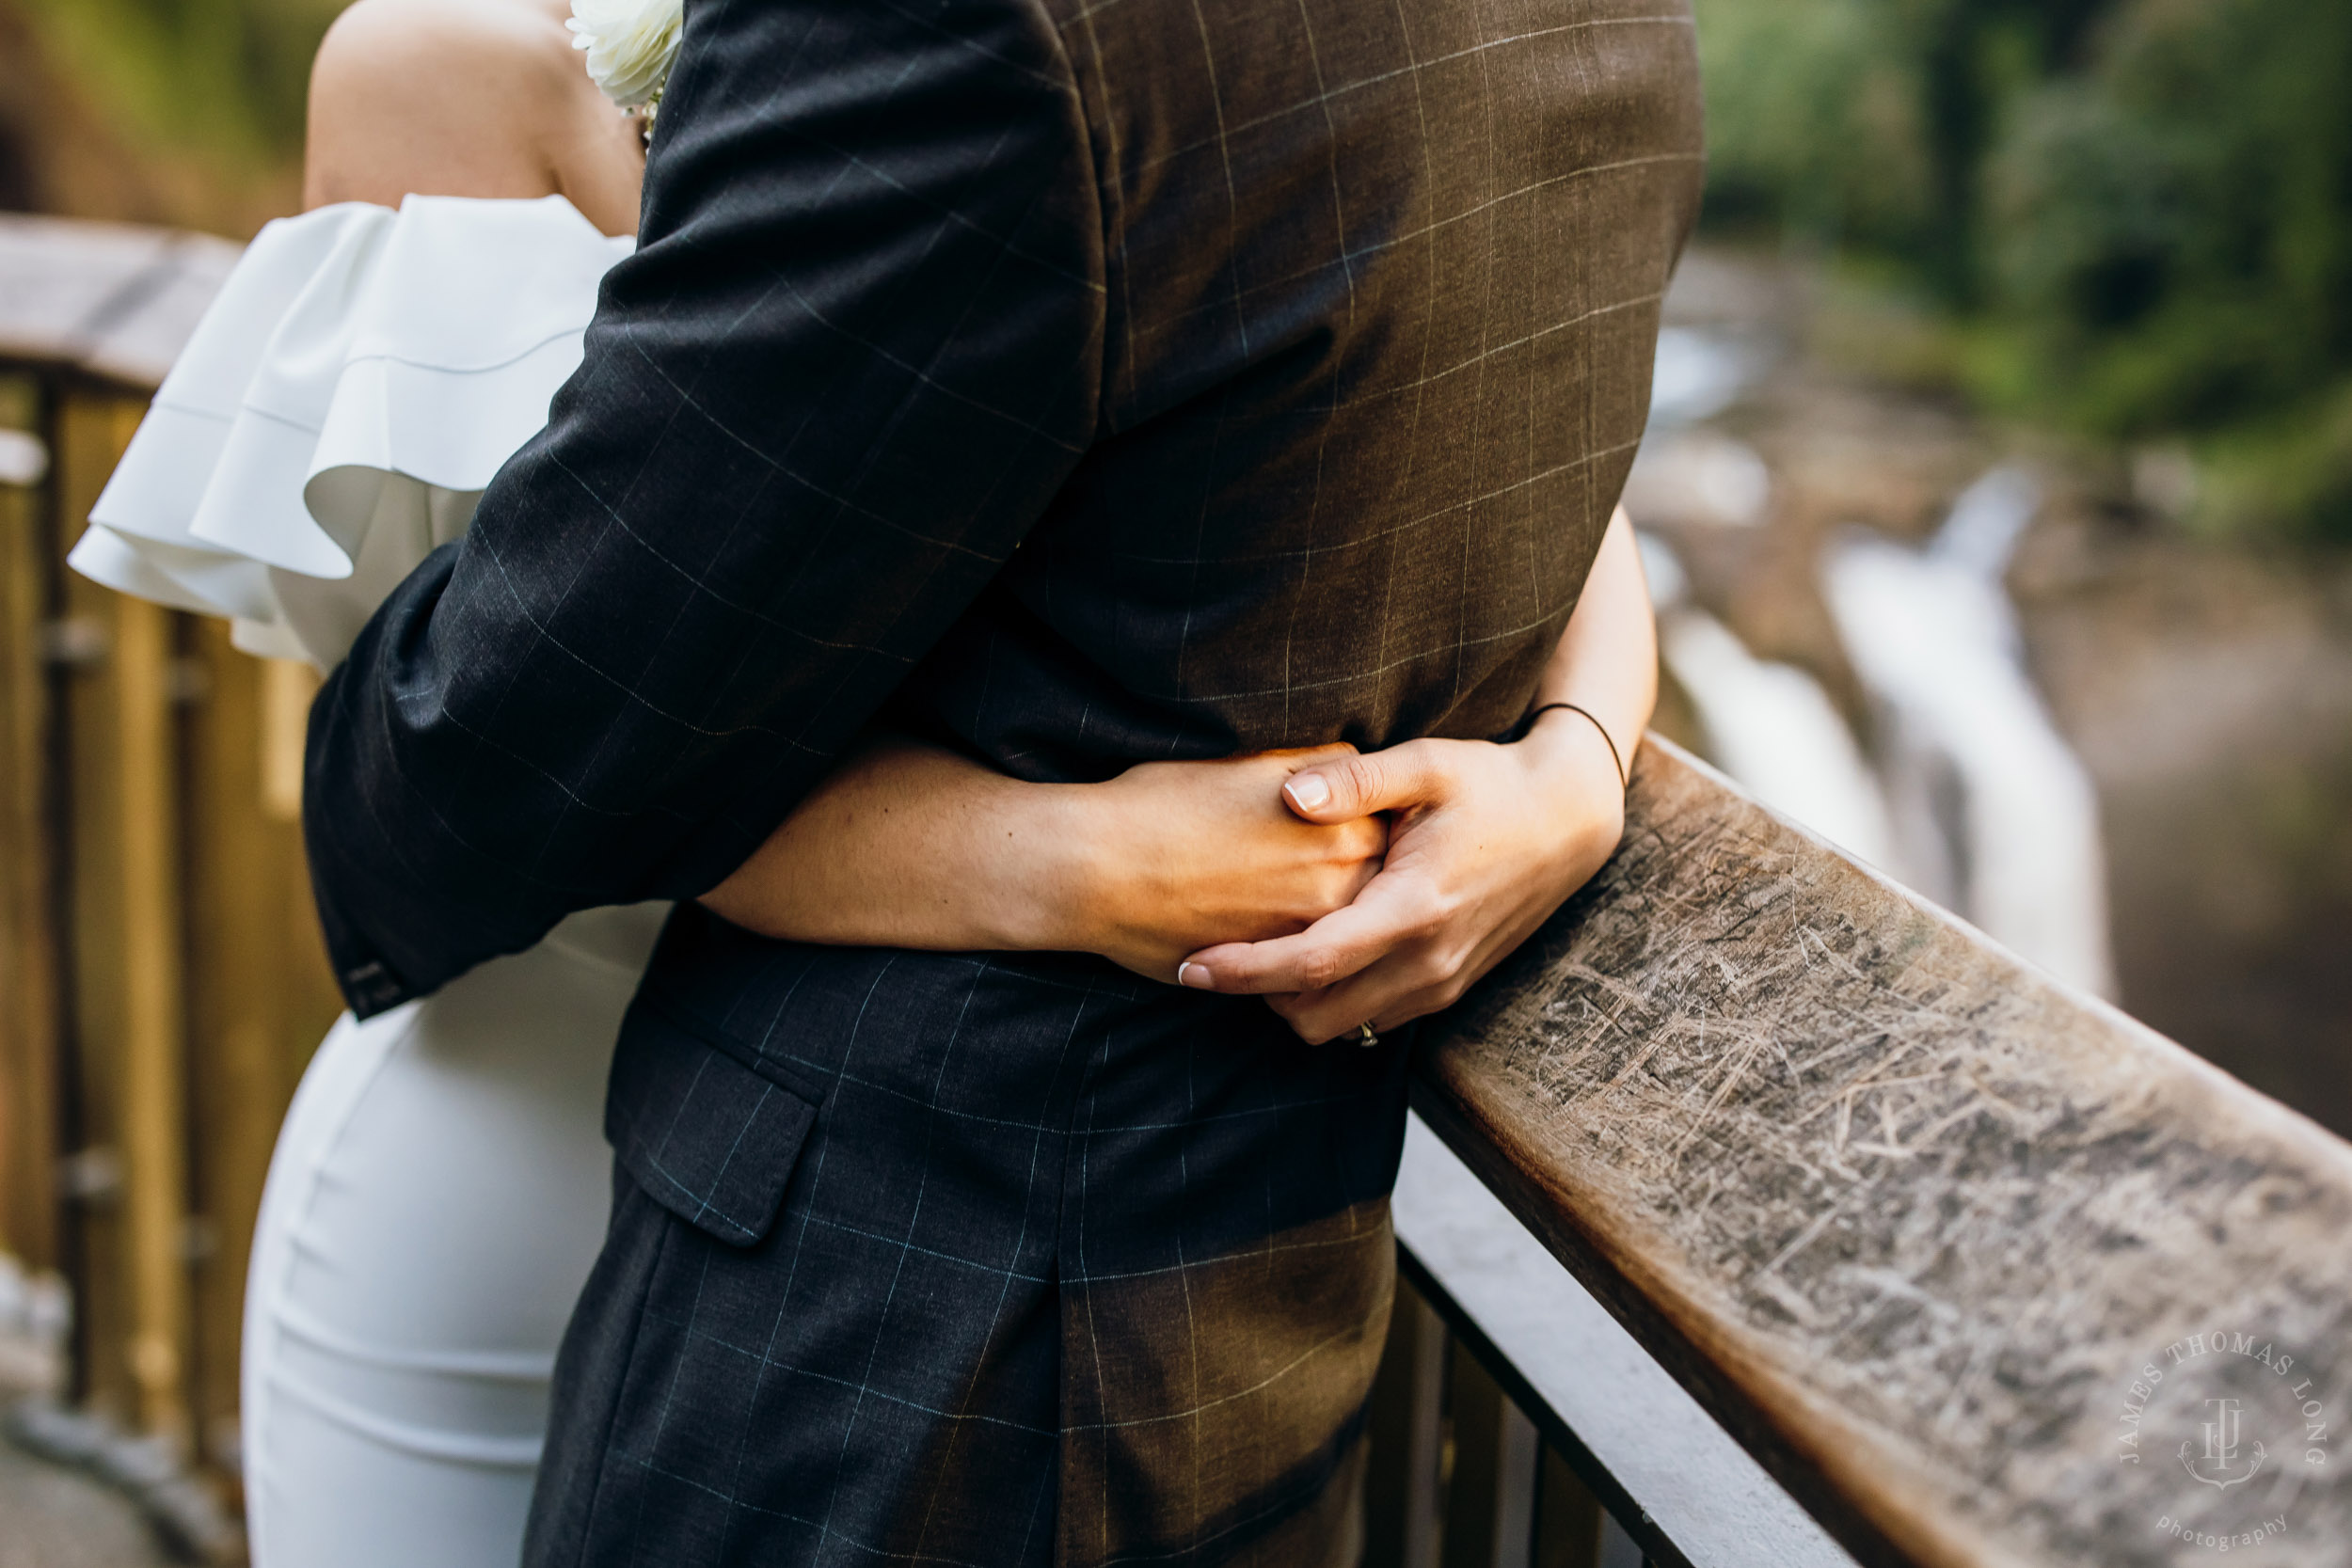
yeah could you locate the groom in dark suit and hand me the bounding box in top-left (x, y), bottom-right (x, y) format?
top-left (302, 0), bottom-right (1701, 1559)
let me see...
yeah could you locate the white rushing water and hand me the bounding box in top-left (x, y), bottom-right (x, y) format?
top-left (1821, 470), bottom-right (2116, 997)
top-left (1632, 322), bottom-right (2116, 998)
top-left (1644, 537), bottom-right (1899, 872)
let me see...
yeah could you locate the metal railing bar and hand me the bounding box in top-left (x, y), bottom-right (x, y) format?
top-left (1396, 1242), bottom-right (1690, 1568)
top-left (1596, 1513), bottom-right (1647, 1568)
top-left (1393, 1112), bottom-right (1857, 1568)
top-left (1494, 1403), bottom-right (1540, 1565)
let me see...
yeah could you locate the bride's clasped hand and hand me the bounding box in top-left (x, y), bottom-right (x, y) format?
top-left (704, 723), bottom-right (1628, 1045)
top-left (1181, 706), bottom-right (1632, 1043)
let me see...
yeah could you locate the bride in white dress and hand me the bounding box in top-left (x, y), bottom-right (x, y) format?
top-left (72, 0), bottom-right (1659, 1560)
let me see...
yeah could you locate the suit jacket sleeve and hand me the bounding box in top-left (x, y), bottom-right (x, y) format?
top-left (302, 0), bottom-right (1104, 1015)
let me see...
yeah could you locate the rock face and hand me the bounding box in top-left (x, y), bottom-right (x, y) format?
top-left (1416, 737), bottom-right (2352, 1568)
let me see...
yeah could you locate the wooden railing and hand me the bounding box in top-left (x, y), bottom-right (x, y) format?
top-left (1404, 739), bottom-right (2352, 1567)
top-left (6, 213), bottom-right (2347, 1568)
top-left (1, 214), bottom-right (342, 1555)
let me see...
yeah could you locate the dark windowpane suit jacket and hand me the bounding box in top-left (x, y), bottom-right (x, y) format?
top-left (302, 0), bottom-right (1700, 1558)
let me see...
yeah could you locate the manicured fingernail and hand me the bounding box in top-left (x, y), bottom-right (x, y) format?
top-left (1177, 961), bottom-right (1215, 989)
top-left (1285, 774), bottom-right (1331, 811)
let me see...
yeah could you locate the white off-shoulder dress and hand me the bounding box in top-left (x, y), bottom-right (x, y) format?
top-left (74, 194), bottom-right (659, 1568)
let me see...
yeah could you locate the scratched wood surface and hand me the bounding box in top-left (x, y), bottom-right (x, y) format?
top-left (1416, 736), bottom-right (2352, 1568)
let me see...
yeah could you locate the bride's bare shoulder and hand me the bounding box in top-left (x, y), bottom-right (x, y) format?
top-left (305, 0), bottom-right (633, 217)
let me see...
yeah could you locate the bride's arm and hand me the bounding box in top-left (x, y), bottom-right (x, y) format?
top-left (701, 740), bottom-right (1388, 982)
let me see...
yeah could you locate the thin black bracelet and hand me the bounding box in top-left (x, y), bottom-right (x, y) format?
top-left (1522, 701), bottom-right (1627, 791)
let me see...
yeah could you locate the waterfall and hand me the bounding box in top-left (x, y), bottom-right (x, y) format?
top-left (1631, 316), bottom-right (2116, 998)
top-left (1645, 538), bottom-right (1899, 872)
top-left (1821, 470), bottom-right (2116, 998)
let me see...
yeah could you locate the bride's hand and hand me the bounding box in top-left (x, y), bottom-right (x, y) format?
top-left (1170, 716), bottom-right (1627, 1042)
top-left (1060, 746), bottom-right (1389, 980)
top-left (1169, 504), bottom-right (1656, 1043)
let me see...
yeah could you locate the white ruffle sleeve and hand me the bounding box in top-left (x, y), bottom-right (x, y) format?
top-left (72, 194), bottom-right (633, 668)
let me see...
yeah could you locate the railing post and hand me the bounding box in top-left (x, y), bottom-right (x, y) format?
top-left (1368, 1267), bottom-right (1647, 1568)
top-left (1531, 1446), bottom-right (1603, 1568)
top-left (109, 584), bottom-right (192, 1451)
top-left (1402, 1293), bottom-right (1447, 1567)
top-left (1494, 1405), bottom-right (1539, 1566)
top-left (1365, 1278), bottom-right (1449, 1568)
top-left (0, 368), bottom-right (64, 1281)
top-left (50, 388), bottom-right (195, 1449)
top-left (1440, 1334), bottom-right (1537, 1567)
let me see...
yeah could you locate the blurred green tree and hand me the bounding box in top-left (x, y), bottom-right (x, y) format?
top-left (1698, 0), bottom-right (2352, 540)
top-left (25, 0), bottom-right (336, 159)
top-left (1693, 0), bottom-right (1931, 254)
top-left (1988, 0), bottom-right (2352, 435)
top-left (7, 0), bottom-right (341, 230)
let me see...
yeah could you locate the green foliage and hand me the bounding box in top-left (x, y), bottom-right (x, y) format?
top-left (1692, 0), bottom-right (1930, 250)
top-left (1985, 0), bottom-right (2352, 436)
top-left (21, 0), bottom-right (341, 171)
top-left (2196, 387), bottom-right (2352, 547)
top-left (1696, 0), bottom-right (2109, 293)
top-left (1699, 0), bottom-right (2352, 541)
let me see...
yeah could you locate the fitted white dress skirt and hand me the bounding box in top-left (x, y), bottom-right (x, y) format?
top-left (73, 194), bottom-right (645, 1567)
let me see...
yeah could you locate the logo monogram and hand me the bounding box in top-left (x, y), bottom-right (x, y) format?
top-left (2119, 1327), bottom-right (2329, 1553)
top-left (2179, 1398), bottom-right (2266, 1489)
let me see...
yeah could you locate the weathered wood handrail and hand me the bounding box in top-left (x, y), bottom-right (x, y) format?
top-left (1416, 736), bottom-right (2352, 1568)
top-left (0, 213), bottom-right (241, 391)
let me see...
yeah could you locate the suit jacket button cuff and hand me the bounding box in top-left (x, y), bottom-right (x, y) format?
top-left (340, 959), bottom-right (411, 1019)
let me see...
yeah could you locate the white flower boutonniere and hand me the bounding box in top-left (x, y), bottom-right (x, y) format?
top-left (568, 0), bottom-right (683, 115)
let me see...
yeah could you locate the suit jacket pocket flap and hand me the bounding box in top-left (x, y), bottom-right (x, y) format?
top-left (605, 999), bottom-right (819, 1247)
